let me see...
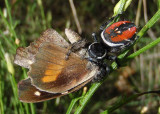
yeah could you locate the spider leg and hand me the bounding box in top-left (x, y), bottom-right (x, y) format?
top-left (65, 39), bottom-right (87, 60)
top-left (100, 13), bottom-right (124, 31)
top-left (92, 32), bottom-right (99, 42)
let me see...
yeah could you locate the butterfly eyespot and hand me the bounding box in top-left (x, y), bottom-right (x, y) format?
top-left (34, 91), bottom-right (41, 96)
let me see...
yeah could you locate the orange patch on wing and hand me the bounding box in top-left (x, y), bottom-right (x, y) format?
top-left (42, 60), bottom-right (65, 82)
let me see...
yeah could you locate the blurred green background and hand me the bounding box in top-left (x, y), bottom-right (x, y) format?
top-left (0, 0), bottom-right (160, 114)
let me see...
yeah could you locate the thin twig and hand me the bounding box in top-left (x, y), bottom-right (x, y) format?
top-left (69, 0), bottom-right (82, 34)
top-left (140, 54), bottom-right (144, 90)
top-left (143, 0), bottom-right (156, 40)
top-left (145, 52), bottom-right (160, 60)
top-left (135, 0), bottom-right (142, 26)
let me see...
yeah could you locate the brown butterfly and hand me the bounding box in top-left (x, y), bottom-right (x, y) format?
top-left (14, 29), bottom-right (99, 103)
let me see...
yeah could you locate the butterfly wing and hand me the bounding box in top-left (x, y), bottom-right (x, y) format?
top-left (18, 78), bottom-right (62, 102)
top-left (28, 42), bottom-right (98, 93)
top-left (14, 29), bottom-right (69, 68)
top-left (18, 76), bottom-right (94, 103)
top-left (15, 29), bottom-right (99, 102)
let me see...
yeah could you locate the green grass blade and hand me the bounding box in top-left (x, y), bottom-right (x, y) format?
top-left (127, 37), bottom-right (160, 60)
top-left (74, 83), bottom-right (102, 114)
top-left (4, 0), bottom-right (17, 39)
top-left (66, 97), bottom-right (82, 114)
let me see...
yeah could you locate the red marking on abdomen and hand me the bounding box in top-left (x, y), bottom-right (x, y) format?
top-left (105, 21), bottom-right (131, 34)
top-left (111, 26), bottom-right (137, 42)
